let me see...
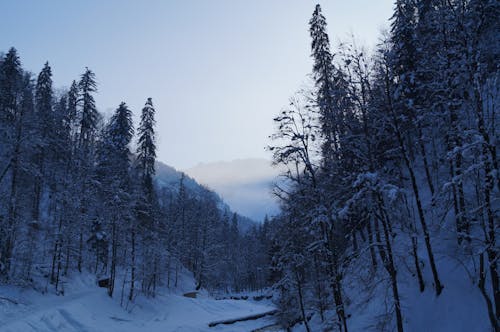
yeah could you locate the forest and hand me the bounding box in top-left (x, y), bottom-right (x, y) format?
top-left (0, 51), bottom-right (271, 300)
top-left (266, 1), bottom-right (498, 331)
top-left (0, 0), bottom-right (498, 331)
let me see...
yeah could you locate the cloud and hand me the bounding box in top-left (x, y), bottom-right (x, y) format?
top-left (185, 158), bottom-right (284, 221)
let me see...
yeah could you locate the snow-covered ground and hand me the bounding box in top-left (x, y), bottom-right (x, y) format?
top-left (288, 233), bottom-right (492, 332)
top-left (0, 273), bottom-right (279, 332)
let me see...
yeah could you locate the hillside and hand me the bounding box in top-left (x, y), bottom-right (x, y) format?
top-left (155, 160), bottom-right (258, 233)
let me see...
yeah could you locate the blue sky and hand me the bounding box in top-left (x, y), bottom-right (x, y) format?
top-left (1, 0), bottom-right (394, 169)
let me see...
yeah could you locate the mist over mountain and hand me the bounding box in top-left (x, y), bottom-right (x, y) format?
top-left (155, 160), bottom-right (257, 232)
top-left (185, 158), bottom-right (282, 221)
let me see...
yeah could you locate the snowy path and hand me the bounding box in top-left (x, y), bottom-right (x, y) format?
top-left (0, 286), bottom-right (281, 332)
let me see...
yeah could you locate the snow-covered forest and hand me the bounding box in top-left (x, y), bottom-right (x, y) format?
top-left (0, 1), bottom-right (498, 331)
top-left (0, 50), bottom-right (272, 294)
top-left (266, 1), bottom-right (498, 331)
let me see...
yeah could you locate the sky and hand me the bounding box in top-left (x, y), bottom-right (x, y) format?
top-left (0, 0), bottom-right (394, 170)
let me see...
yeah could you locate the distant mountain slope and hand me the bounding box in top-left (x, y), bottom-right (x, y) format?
top-left (185, 158), bottom-right (283, 222)
top-left (154, 160), bottom-right (257, 233)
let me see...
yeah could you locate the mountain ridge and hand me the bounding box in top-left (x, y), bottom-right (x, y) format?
top-left (154, 160), bottom-right (257, 233)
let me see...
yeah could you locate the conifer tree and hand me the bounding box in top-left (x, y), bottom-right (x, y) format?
top-left (309, 4), bottom-right (338, 157)
top-left (309, 6), bottom-right (352, 331)
top-left (67, 80), bottom-right (79, 139)
top-left (131, 97), bottom-right (157, 300)
top-left (96, 102), bottom-right (134, 297)
top-left (0, 48), bottom-right (23, 278)
top-left (0, 48), bottom-right (22, 123)
top-left (35, 62), bottom-right (53, 139)
top-left (33, 62), bottom-right (53, 221)
top-left (136, 97), bottom-right (157, 198)
top-left (78, 68), bottom-right (98, 149)
top-left (76, 67), bottom-right (99, 273)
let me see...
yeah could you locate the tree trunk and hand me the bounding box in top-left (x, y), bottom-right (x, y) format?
top-left (108, 220), bottom-right (117, 297)
top-left (377, 197), bottom-right (404, 332)
top-left (2, 119), bottom-right (23, 278)
top-left (367, 217), bottom-right (378, 269)
top-left (77, 226), bottom-right (83, 273)
top-left (416, 127), bottom-right (435, 198)
top-left (386, 82), bottom-right (443, 296)
top-left (479, 252), bottom-right (499, 332)
top-left (404, 196), bottom-right (425, 292)
top-left (295, 270), bottom-right (311, 332)
top-left (129, 228), bottom-right (136, 302)
top-left (411, 234), bottom-right (425, 293)
top-left (313, 255), bottom-right (325, 322)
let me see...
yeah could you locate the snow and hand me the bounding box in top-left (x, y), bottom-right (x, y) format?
top-left (0, 272), bottom-right (279, 332)
top-left (286, 256), bottom-right (491, 332)
top-left (287, 227), bottom-right (492, 332)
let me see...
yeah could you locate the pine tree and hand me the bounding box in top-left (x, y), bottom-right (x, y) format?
top-left (0, 48), bottom-right (22, 185)
top-left (76, 67), bottom-right (99, 273)
top-left (0, 48), bottom-right (22, 124)
top-left (0, 48), bottom-right (24, 278)
top-left (309, 6), bottom-right (352, 331)
top-left (35, 62), bottom-right (53, 139)
top-left (32, 62), bottom-right (53, 222)
top-left (78, 68), bottom-right (98, 149)
top-left (136, 97), bottom-right (157, 198)
top-left (96, 102), bottom-right (134, 297)
top-left (67, 80), bottom-right (79, 139)
top-left (309, 4), bottom-right (339, 158)
top-left (131, 97), bottom-right (157, 300)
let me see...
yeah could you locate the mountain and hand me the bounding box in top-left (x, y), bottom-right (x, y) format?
top-left (184, 158), bottom-right (283, 221)
top-left (154, 160), bottom-right (257, 233)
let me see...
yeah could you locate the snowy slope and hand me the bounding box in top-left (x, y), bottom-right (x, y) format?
top-left (0, 272), bottom-right (278, 332)
top-left (288, 222), bottom-right (492, 332)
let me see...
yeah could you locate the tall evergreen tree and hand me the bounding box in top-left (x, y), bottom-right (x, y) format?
top-left (309, 4), bottom-right (338, 157)
top-left (136, 97), bottom-right (157, 197)
top-left (35, 62), bottom-right (53, 139)
top-left (0, 49), bottom-right (24, 278)
top-left (0, 48), bottom-right (22, 123)
top-left (32, 62), bottom-right (53, 221)
top-left (309, 6), bottom-right (353, 331)
top-left (131, 97), bottom-right (157, 301)
top-left (76, 67), bottom-right (99, 273)
top-left (96, 102), bottom-right (134, 297)
top-left (78, 68), bottom-right (98, 149)
top-left (67, 80), bottom-right (79, 139)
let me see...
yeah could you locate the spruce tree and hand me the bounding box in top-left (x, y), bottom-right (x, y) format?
top-left (76, 67), bottom-right (98, 273)
top-left (67, 80), bottom-right (79, 139)
top-left (136, 97), bottom-right (157, 198)
top-left (131, 97), bottom-right (157, 300)
top-left (35, 62), bottom-right (53, 139)
top-left (0, 48), bottom-right (22, 123)
top-left (309, 4), bottom-right (338, 156)
top-left (33, 62), bottom-right (53, 221)
top-left (309, 6), bottom-right (351, 331)
top-left (96, 102), bottom-right (134, 297)
top-left (78, 68), bottom-right (98, 148)
top-left (0, 49), bottom-right (24, 278)
top-left (0, 48), bottom-right (22, 185)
